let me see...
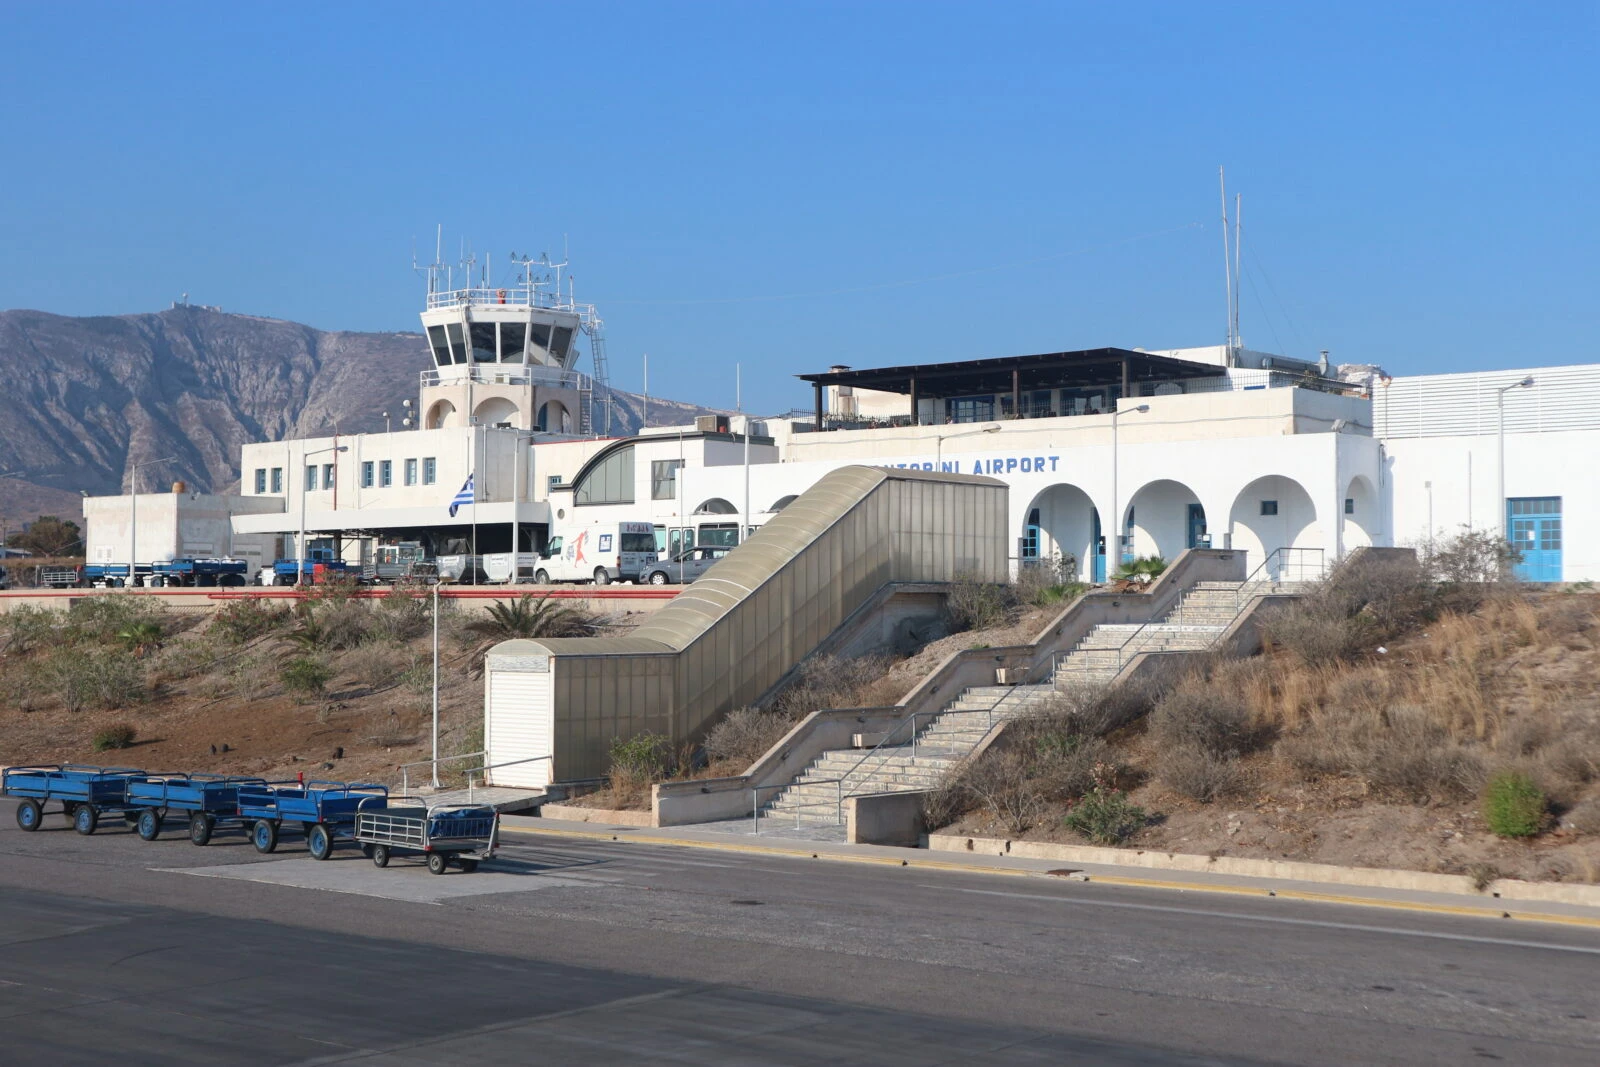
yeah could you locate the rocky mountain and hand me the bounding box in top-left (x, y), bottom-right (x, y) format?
top-left (0, 307), bottom-right (724, 530)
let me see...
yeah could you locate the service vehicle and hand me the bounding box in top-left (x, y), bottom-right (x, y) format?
top-left (270, 548), bottom-right (359, 585)
top-left (638, 545), bottom-right (730, 585)
top-left (364, 541), bottom-right (435, 584)
top-left (148, 557), bottom-right (250, 587)
top-left (532, 521), bottom-right (657, 585)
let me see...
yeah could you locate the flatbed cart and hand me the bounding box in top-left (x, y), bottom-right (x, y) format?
top-left (3, 764), bottom-right (150, 835)
top-left (354, 799), bottom-right (499, 875)
top-left (124, 774), bottom-right (268, 845)
top-left (235, 780), bottom-right (389, 859)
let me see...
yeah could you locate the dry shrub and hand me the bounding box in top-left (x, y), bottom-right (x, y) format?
top-left (771, 654), bottom-right (895, 717)
top-left (341, 642), bottom-right (406, 689)
top-left (945, 574), bottom-right (1012, 633)
top-left (704, 707), bottom-right (792, 770)
top-left (961, 748), bottom-right (1045, 835)
top-left (42, 645), bottom-right (144, 712)
top-left (1279, 704), bottom-right (1485, 802)
top-left (1156, 744), bottom-right (1243, 803)
top-left (370, 581), bottom-right (432, 643)
top-left (1043, 677), bottom-right (1161, 738)
top-left (308, 600), bottom-right (372, 651)
top-left (1266, 607), bottom-right (1374, 667)
top-left (1562, 796), bottom-right (1600, 835)
top-left (921, 769), bottom-right (975, 831)
top-left (1538, 597), bottom-right (1596, 640)
top-left (1149, 682), bottom-right (1268, 760)
top-left (211, 598), bottom-right (290, 644)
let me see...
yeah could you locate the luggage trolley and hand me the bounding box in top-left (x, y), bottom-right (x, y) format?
top-left (124, 774), bottom-right (267, 845)
top-left (235, 780), bottom-right (389, 859)
top-left (3, 764), bottom-right (150, 835)
top-left (354, 798), bottom-right (499, 875)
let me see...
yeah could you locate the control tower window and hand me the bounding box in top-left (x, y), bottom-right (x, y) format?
top-left (469, 323), bottom-right (497, 363)
top-left (426, 325), bottom-right (451, 367)
top-left (550, 325), bottom-right (575, 360)
top-left (528, 322), bottom-right (552, 356)
top-left (499, 322), bottom-right (527, 363)
top-left (445, 323), bottom-right (467, 365)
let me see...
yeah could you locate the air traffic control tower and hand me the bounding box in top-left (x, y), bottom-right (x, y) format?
top-left (416, 251), bottom-right (610, 437)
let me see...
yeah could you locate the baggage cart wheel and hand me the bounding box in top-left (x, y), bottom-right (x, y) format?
top-left (252, 819), bottom-right (279, 854)
top-left (307, 824), bottom-right (333, 861)
top-left (137, 809), bottom-right (163, 841)
top-left (427, 852), bottom-right (449, 876)
top-left (15, 799), bottom-right (42, 832)
top-left (457, 859), bottom-right (479, 873)
top-left (190, 813), bottom-right (214, 846)
top-left (371, 844), bottom-right (390, 869)
top-left (74, 805), bottom-right (99, 836)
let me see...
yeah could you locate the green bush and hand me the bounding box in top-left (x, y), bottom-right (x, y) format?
top-left (281, 655), bottom-right (333, 699)
top-left (1064, 787), bottom-right (1147, 845)
top-left (92, 722), bottom-right (138, 752)
top-left (609, 732), bottom-right (670, 780)
top-left (1482, 771), bottom-right (1546, 838)
top-left (1, 604), bottom-right (59, 654)
top-left (43, 646), bottom-right (144, 712)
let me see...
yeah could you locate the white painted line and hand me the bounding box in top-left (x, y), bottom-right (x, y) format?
top-left (927, 885), bottom-right (1600, 956)
top-left (156, 856), bottom-right (596, 905)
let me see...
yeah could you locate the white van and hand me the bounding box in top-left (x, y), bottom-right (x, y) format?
top-left (533, 521), bottom-right (658, 585)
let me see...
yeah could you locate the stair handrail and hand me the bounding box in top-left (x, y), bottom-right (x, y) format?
top-left (829, 669), bottom-right (1044, 821)
top-left (1052, 546), bottom-right (1323, 689)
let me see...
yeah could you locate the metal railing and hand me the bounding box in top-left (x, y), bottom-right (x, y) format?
top-left (398, 751), bottom-right (484, 795)
top-left (460, 755), bottom-right (553, 802)
top-left (419, 365), bottom-right (591, 391)
top-left (747, 678), bottom-right (1045, 834)
top-left (426, 287), bottom-right (581, 312)
top-left (1051, 547), bottom-right (1327, 688)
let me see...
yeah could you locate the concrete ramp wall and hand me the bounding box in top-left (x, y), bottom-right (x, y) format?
top-left (484, 466), bottom-right (1008, 784)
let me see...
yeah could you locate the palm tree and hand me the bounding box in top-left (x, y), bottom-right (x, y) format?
top-left (1113, 555), bottom-right (1167, 585)
top-left (116, 620), bottom-right (165, 658)
top-left (465, 593), bottom-right (600, 643)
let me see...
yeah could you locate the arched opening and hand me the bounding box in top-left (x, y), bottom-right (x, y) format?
top-left (694, 498), bottom-right (737, 515)
top-left (473, 396), bottom-right (519, 428)
top-left (1124, 479), bottom-right (1206, 565)
top-left (769, 494), bottom-right (798, 512)
top-left (1227, 475), bottom-right (1323, 577)
top-left (1019, 483), bottom-right (1096, 582)
top-left (1342, 475), bottom-right (1378, 554)
top-left (536, 401), bottom-right (571, 433)
top-left (425, 399), bottom-right (456, 429)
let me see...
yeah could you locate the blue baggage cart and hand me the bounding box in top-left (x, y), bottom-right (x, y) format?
top-left (3, 764), bottom-right (151, 835)
top-left (125, 774), bottom-right (267, 845)
top-left (235, 780), bottom-right (388, 859)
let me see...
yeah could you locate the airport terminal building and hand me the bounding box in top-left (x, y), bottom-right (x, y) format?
top-left (82, 284), bottom-right (1600, 584)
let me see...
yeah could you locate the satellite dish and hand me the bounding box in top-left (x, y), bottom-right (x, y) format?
top-left (402, 417), bottom-right (413, 428)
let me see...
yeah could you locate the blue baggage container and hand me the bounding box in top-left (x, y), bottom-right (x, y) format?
top-left (3, 764), bottom-right (151, 835)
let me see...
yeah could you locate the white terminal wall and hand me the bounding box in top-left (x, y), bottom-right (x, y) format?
top-left (82, 493), bottom-right (283, 569)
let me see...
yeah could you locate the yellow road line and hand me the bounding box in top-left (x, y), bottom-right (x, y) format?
top-left (499, 823), bottom-right (1600, 929)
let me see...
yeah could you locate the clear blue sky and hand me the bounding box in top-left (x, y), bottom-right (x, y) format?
top-left (4, 2), bottom-right (1595, 413)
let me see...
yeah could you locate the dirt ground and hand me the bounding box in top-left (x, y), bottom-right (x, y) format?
top-left (0, 603), bottom-right (652, 790)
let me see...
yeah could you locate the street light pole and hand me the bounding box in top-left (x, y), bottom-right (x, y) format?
top-left (1110, 404), bottom-right (1150, 571)
top-left (431, 579), bottom-right (441, 788)
top-left (128, 455), bottom-right (176, 586)
top-left (933, 422), bottom-right (1002, 472)
top-left (297, 443), bottom-right (349, 587)
top-left (1497, 377), bottom-right (1534, 540)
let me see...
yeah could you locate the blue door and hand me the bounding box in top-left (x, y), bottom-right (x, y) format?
top-left (1187, 503), bottom-right (1208, 549)
top-left (1021, 508), bottom-right (1041, 561)
top-left (1508, 497), bottom-right (1561, 582)
top-left (1091, 510), bottom-right (1106, 583)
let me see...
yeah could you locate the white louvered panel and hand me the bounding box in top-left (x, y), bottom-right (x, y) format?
top-left (486, 669), bottom-right (553, 788)
top-left (1374, 363), bottom-right (1600, 439)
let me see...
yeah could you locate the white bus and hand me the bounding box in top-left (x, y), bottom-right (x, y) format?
top-left (532, 521), bottom-right (658, 585)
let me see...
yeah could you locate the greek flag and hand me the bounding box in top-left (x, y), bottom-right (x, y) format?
top-left (448, 473), bottom-right (474, 518)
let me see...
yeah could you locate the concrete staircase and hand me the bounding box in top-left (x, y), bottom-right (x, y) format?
top-left (1051, 581), bottom-right (1247, 686)
top-left (754, 683), bottom-right (1055, 837)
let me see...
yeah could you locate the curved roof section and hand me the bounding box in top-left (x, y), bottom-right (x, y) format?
top-left (491, 465), bottom-right (1003, 659)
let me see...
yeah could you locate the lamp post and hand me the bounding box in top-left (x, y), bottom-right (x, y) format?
top-left (297, 443), bottom-right (349, 587)
top-left (741, 411), bottom-right (793, 546)
top-left (1109, 404), bottom-right (1150, 571)
top-left (431, 577), bottom-right (441, 787)
top-left (933, 422), bottom-right (1002, 472)
top-left (1496, 377), bottom-right (1534, 539)
top-left (128, 455), bottom-right (176, 586)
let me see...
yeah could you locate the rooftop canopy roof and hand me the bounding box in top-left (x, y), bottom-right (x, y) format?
top-left (797, 348), bottom-right (1219, 398)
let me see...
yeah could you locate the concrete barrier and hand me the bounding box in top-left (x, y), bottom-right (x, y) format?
top-left (846, 790), bottom-right (928, 846)
top-left (927, 833), bottom-right (1600, 907)
top-left (537, 803), bottom-right (654, 826)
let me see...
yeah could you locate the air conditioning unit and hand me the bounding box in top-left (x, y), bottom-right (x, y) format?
top-left (695, 415), bottom-right (718, 433)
